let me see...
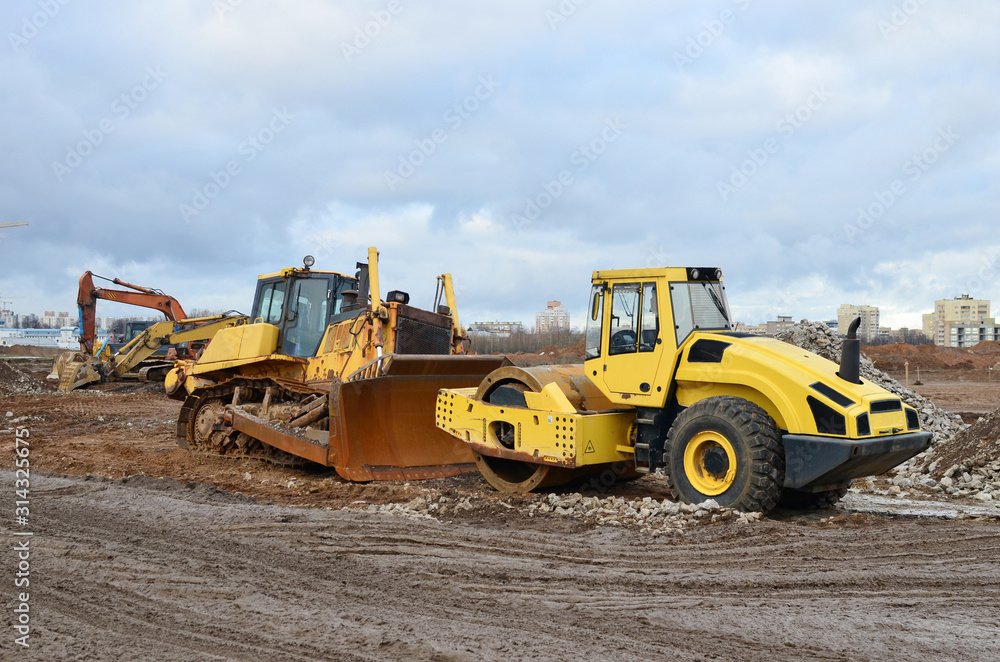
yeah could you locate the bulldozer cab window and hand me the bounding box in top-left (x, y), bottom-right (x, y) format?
top-left (281, 277), bottom-right (330, 358)
top-left (255, 280), bottom-right (286, 325)
top-left (639, 282), bottom-right (658, 352)
top-left (608, 283), bottom-right (641, 355)
top-left (585, 284), bottom-right (603, 360)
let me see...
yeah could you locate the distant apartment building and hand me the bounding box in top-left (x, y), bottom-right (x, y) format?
top-left (837, 304), bottom-right (879, 342)
top-left (42, 310), bottom-right (72, 328)
top-left (536, 301), bottom-right (570, 334)
top-left (469, 321), bottom-right (524, 338)
top-left (733, 321), bottom-right (767, 335)
top-left (765, 315), bottom-right (795, 335)
top-left (942, 322), bottom-right (999, 347)
top-left (921, 295), bottom-right (996, 347)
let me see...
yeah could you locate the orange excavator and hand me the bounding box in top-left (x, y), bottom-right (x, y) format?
top-left (49, 272), bottom-right (231, 390)
top-left (75, 271), bottom-right (188, 355)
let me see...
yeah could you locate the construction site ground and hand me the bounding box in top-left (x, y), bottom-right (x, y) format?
top-left (2, 352), bottom-right (1000, 660)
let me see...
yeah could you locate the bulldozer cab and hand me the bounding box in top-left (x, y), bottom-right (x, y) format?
top-left (251, 267), bottom-right (357, 358)
top-left (585, 267), bottom-right (731, 406)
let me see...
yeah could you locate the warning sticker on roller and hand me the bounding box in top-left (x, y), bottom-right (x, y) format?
top-left (585, 441), bottom-right (596, 454)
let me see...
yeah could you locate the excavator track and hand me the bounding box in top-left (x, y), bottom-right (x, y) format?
top-left (177, 378), bottom-right (326, 467)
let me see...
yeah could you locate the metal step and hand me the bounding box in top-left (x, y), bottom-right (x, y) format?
top-left (633, 442), bottom-right (651, 474)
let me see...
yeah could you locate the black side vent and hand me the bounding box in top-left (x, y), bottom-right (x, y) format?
top-left (395, 317), bottom-right (452, 355)
top-left (809, 382), bottom-right (855, 408)
top-left (687, 339), bottom-right (731, 363)
top-left (905, 408), bottom-right (920, 431)
top-left (807, 396), bottom-right (847, 436)
top-left (870, 399), bottom-right (903, 414)
top-left (856, 413), bottom-right (871, 437)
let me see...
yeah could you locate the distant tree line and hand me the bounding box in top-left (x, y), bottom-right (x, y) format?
top-left (469, 329), bottom-right (584, 355)
top-left (866, 329), bottom-right (932, 346)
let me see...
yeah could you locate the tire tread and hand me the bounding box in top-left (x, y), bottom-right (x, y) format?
top-left (663, 396), bottom-right (785, 512)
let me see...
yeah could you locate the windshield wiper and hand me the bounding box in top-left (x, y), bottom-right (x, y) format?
top-left (702, 282), bottom-right (730, 327)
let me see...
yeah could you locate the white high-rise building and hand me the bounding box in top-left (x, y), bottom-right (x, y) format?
top-left (536, 301), bottom-right (570, 334)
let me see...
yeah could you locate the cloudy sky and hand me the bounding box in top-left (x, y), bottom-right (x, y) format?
top-left (1, 0), bottom-right (998, 331)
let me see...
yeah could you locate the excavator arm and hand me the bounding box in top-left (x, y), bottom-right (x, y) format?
top-left (77, 271), bottom-right (188, 353)
top-left (107, 315), bottom-right (248, 380)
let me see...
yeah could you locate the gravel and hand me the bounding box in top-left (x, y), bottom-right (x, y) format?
top-left (348, 491), bottom-right (759, 534)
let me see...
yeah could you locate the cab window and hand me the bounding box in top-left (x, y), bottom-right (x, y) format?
top-left (639, 282), bottom-right (658, 352)
top-left (608, 283), bottom-right (640, 355)
top-left (281, 277), bottom-right (330, 357)
top-left (255, 280), bottom-right (286, 324)
top-left (585, 284), bottom-right (603, 360)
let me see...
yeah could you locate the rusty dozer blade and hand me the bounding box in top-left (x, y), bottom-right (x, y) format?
top-left (328, 354), bottom-right (511, 482)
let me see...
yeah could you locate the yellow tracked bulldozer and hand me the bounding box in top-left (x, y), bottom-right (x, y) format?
top-left (166, 248), bottom-right (507, 479)
top-left (436, 266), bottom-right (932, 512)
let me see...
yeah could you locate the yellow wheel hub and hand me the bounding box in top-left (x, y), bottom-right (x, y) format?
top-left (683, 431), bottom-right (737, 496)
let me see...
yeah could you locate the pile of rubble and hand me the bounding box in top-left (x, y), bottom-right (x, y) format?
top-left (926, 407), bottom-right (1000, 502)
top-left (528, 492), bottom-right (759, 533)
top-left (352, 491), bottom-right (760, 534)
top-left (0, 360), bottom-right (53, 396)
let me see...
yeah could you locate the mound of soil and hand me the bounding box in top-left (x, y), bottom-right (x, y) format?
top-left (501, 338), bottom-right (586, 367)
top-left (863, 342), bottom-right (1000, 372)
top-left (0, 344), bottom-right (62, 357)
top-left (535, 338), bottom-right (585, 359)
top-left (971, 340), bottom-right (1000, 355)
top-left (932, 406), bottom-right (1000, 478)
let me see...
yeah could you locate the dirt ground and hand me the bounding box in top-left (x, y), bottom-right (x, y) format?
top-left (2, 355), bottom-right (1000, 660)
top-left (882, 369), bottom-right (1000, 420)
top-left (1, 471), bottom-right (997, 661)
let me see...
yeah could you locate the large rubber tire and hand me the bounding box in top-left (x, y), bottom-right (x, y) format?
top-left (664, 396), bottom-right (785, 513)
top-left (778, 483), bottom-right (851, 510)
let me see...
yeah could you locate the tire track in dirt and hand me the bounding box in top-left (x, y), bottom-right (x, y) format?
top-left (7, 472), bottom-right (999, 661)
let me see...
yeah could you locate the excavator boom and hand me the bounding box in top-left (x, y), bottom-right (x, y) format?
top-left (76, 271), bottom-right (188, 354)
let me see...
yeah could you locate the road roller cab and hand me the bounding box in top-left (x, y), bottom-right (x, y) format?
top-left (436, 266), bottom-right (932, 512)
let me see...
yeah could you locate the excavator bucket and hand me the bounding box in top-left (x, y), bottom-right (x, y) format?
top-left (57, 361), bottom-right (102, 391)
top-left (328, 354), bottom-right (510, 481)
top-left (49, 352), bottom-right (103, 391)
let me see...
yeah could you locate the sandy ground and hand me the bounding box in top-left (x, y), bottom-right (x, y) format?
top-left (1, 357), bottom-right (999, 660)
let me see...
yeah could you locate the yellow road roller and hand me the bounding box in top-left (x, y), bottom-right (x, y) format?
top-left (436, 267), bottom-right (931, 512)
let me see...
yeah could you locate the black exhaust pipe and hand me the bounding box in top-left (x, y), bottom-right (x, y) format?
top-left (838, 316), bottom-right (862, 384)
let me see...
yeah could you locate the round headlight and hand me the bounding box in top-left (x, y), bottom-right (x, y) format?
top-left (303, 255), bottom-right (315, 268)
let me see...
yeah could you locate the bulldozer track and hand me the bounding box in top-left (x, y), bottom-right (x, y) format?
top-left (178, 378), bottom-right (328, 467)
